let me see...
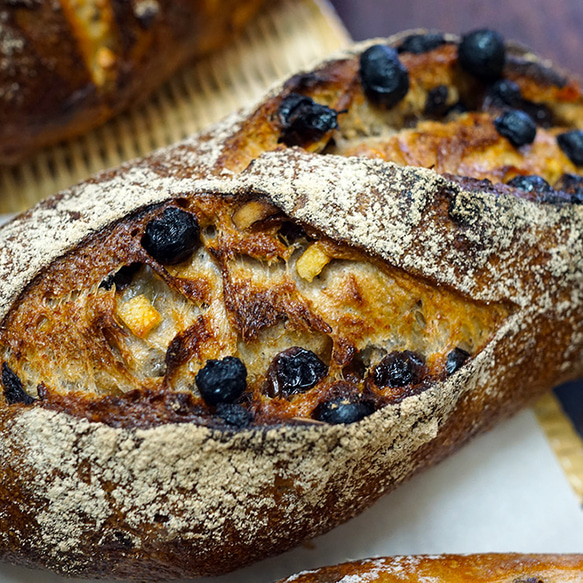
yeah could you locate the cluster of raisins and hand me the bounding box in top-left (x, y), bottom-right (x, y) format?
top-left (365, 30), bottom-right (583, 199)
top-left (272, 28), bottom-right (583, 201)
top-left (123, 205), bottom-right (477, 427)
top-left (91, 28), bottom-right (583, 431)
top-left (175, 344), bottom-right (472, 428)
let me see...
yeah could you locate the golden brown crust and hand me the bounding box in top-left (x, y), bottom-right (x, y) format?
top-left (276, 554), bottom-right (583, 582)
top-left (0, 32), bottom-right (582, 580)
top-left (0, 0), bottom-right (265, 164)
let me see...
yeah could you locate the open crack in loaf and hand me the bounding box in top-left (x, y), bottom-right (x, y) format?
top-left (0, 30), bottom-right (583, 580)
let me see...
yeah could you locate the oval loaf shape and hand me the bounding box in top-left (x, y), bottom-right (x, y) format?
top-left (0, 0), bottom-right (265, 164)
top-left (0, 31), bottom-right (583, 580)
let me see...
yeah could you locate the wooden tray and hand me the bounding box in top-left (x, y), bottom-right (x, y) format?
top-left (534, 392), bottom-right (583, 500)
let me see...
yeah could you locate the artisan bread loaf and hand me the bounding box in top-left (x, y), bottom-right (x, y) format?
top-left (0, 0), bottom-right (264, 164)
top-left (0, 30), bottom-right (583, 580)
top-left (276, 554), bottom-right (583, 582)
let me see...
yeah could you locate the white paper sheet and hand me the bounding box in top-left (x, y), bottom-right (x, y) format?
top-left (1, 409), bottom-right (582, 583)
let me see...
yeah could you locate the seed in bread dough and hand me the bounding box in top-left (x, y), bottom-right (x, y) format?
top-left (494, 109), bottom-right (537, 148)
top-left (458, 29), bottom-right (506, 81)
top-left (359, 44), bottom-right (410, 108)
top-left (557, 130), bottom-right (583, 166)
top-left (313, 395), bottom-right (375, 424)
top-left (373, 350), bottom-right (425, 388)
top-left (267, 347), bottom-right (328, 398)
top-left (195, 357), bottom-right (247, 406)
top-left (141, 207), bottom-right (200, 265)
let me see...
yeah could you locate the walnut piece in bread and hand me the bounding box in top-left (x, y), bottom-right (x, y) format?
top-left (0, 30), bottom-right (582, 580)
top-left (0, 0), bottom-right (265, 164)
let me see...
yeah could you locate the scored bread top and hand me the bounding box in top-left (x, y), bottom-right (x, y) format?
top-left (1, 32), bottom-right (582, 318)
top-left (1, 34), bottom-right (582, 419)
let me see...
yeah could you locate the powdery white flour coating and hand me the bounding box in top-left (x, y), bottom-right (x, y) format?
top-left (0, 34), bottom-right (582, 580)
top-left (5, 383), bottom-right (446, 576)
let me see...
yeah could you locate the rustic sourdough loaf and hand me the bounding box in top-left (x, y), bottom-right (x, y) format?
top-left (0, 0), bottom-right (264, 164)
top-left (0, 30), bottom-right (582, 580)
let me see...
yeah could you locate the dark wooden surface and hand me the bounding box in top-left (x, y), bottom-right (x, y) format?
top-left (329, 0), bottom-right (583, 78)
top-left (328, 0), bottom-right (583, 433)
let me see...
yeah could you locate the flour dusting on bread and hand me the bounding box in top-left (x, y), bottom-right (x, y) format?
top-left (0, 31), bottom-right (582, 580)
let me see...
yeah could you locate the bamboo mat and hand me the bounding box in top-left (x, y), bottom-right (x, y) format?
top-left (0, 0), bottom-right (350, 213)
top-left (534, 392), bottom-right (583, 501)
top-left (1, 0), bottom-right (582, 506)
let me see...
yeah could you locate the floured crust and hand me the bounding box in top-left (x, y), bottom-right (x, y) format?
top-left (0, 33), bottom-right (582, 580)
top-left (276, 554), bottom-right (583, 582)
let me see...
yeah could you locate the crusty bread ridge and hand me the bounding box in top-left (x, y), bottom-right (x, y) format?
top-left (0, 34), bottom-right (582, 580)
top-left (276, 554), bottom-right (583, 582)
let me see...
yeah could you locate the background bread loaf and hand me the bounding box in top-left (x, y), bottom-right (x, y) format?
top-left (276, 554), bottom-right (583, 583)
top-left (0, 0), bottom-right (264, 164)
